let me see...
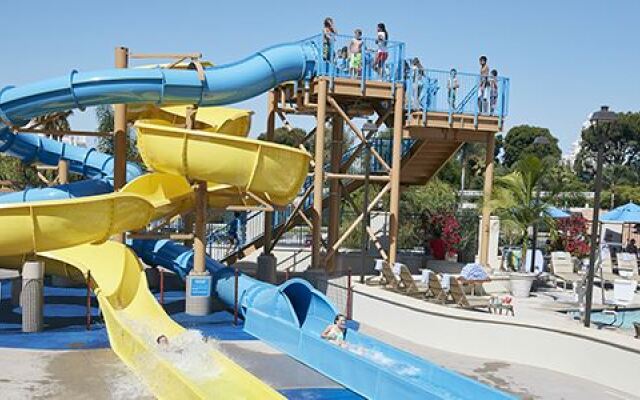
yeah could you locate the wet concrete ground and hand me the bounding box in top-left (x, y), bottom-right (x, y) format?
top-left (360, 324), bottom-right (639, 400)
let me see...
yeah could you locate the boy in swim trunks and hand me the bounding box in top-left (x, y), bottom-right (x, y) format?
top-left (349, 29), bottom-right (363, 78)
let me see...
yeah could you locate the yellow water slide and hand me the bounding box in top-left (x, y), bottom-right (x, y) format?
top-left (0, 111), bottom-right (311, 399)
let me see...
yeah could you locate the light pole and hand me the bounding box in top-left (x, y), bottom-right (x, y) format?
top-left (360, 120), bottom-right (378, 283)
top-left (529, 135), bottom-right (550, 273)
top-left (585, 106), bottom-right (617, 328)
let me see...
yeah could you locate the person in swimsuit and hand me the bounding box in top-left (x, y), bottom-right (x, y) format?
top-left (373, 23), bottom-right (389, 77)
top-left (478, 55), bottom-right (489, 113)
top-left (447, 68), bottom-right (459, 110)
top-left (321, 314), bottom-right (347, 347)
top-left (489, 69), bottom-right (499, 115)
top-left (322, 17), bottom-right (337, 74)
top-left (349, 29), bottom-right (363, 78)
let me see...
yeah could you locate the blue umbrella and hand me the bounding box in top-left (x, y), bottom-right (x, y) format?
top-left (601, 202), bottom-right (640, 223)
top-left (546, 206), bottom-right (570, 219)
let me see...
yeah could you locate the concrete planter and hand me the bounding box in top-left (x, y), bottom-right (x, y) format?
top-left (509, 272), bottom-right (536, 298)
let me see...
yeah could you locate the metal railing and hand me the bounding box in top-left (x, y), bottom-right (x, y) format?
top-left (304, 33), bottom-right (406, 89)
top-left (405, 67), bottom-right (510, 121)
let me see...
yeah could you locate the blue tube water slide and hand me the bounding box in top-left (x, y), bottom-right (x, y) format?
top-left (0, 40), bottom-right (318, 203)
top-left (132, 239), bottom-right (512, 400)
top-left (1, 37), bottom-right (511, 399)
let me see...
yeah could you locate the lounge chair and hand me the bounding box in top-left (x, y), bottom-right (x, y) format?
top-left (634, 322), bottom-right (639, 339)
top-left (448, 277), bottom-right (495, 313)
top-left (426, 272), bottom-right (449, 304)
top-left (598, 251), bottom-right (619, 284)
top-left (551, 252), bottom-right (583, 289)
top-left (616, 253), bottom-right (639, 281)
top-left (397, 265), bottom-right (430, 298)
top-left (380, 261), bottom-right (401, 290)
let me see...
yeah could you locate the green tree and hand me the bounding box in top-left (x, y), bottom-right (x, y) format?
top-left (95, 105), bottom-right (142, 163)
top-left (502, 125), bottom-right (561, 168)
top-left (489, 156), bottom-right (555, 271)
top-left (574, 111), bottom-right (640, 187)
top-left (257, 127), bottom-right (307, 148)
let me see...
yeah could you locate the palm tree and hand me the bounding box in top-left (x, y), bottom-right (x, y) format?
top-left (31, 111), bottom-right (72, 140)
top-left (489, 155), bottom-right (555, 271)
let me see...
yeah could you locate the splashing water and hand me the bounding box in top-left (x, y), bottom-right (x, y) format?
top-left (346, 344), bottom-right (421, 377)
top-left (117, 315), bottom-right (222, 383)
top-left (156, 330), bottom-right (222, 382)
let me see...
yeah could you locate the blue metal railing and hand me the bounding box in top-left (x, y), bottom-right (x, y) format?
top-left (304, 33), bottom-right (406, 88)
top-left (404, 67), bottom-right (510, 120)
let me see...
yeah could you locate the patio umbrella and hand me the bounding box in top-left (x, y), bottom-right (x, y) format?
top-left (546, 206), bottom-right (570, 219)
top-left (600, 201), bottom-right (640, 223)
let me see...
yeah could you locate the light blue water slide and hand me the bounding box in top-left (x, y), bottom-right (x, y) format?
top-left (0, 37), bottom-right (512, 399)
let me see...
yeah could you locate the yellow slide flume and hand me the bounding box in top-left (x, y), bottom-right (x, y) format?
top-left (38, 242), bottom-right (284, 400)
top-left (135, 120), bottom-right (310, 206)
top-left (0, 193), bottom-right (154, 257)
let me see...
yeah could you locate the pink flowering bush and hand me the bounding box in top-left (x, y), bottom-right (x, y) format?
top-left (551, 215), bottom-right (590, 258)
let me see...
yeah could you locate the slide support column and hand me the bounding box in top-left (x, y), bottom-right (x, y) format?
top-left (185, 106), bottom-right (213, 315)
top-left (480, 132), bottom-right (496, 266)
top-left (258, 90), bottom-right (277, 283)
top-left (311, 79), bottom-right (328, 270)
top-left (113, 46), bottom-right (129, 243)
top-left (327, 114), bottom-right (343, 272)
top-left (388, 85), bottom-right (405, 265)
top-left (21, 260), bottom-right (44, 333)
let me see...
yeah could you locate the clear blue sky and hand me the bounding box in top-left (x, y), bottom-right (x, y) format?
top-left (1, 0), bottom-right (638, 153)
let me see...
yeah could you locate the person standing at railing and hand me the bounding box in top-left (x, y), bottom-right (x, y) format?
top-left (489, 69), bottom-right (499, 115)
top-left (447, 68), bottom-right (460, 110)
top-left (322, 17), bottom-right (337, 74)
top-left (478, 55), bottom-right (489, 113)
top-left (336, 46), bottom-right (349, 77)
top-left (348, 29), bottom-right (363, 78)
top-left (410, 57), bottom-right (425, 110)
top-left (373, 23), bottom-right (389, 78)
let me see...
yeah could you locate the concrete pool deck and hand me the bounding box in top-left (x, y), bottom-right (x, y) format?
top-left (343, 279), bottom-right (640, 397)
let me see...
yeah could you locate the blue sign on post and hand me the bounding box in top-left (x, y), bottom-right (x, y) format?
top-left (190, 276), bottom-right (212, 297)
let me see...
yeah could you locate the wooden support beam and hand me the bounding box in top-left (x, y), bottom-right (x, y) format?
top-left (129, 52), bottom-right (202, 59)
top-left (326, 96), bottom-right (391, 172)
top-left (128, 232), bottom-right (195, 240)
top-left (480, 132), bottom-right (496, 266)
top-left (263, 90), bottom-right (277, 254)
top-left (15, 128), bottom-right (111, 137)
top-left (388, 85), bottom-right (405, 265)
top-left (311, 79), bottom-right (328, 269)
top-left (112, 46), bottom-right (129, 244)
top-left (268, 184), bottom-right (314, 253)
top-left (326, 114), bottom-right (343, 271)
top-left (340, 106), bottom-right (392, 173)
top-left (340, 182), bottom-right (388, 261)
top-left (57, 160), bottom-right (69, 185)
top-left (325, 173), bottom-right (390, 182)
top-left (325, 183), bottom-right (390, 262)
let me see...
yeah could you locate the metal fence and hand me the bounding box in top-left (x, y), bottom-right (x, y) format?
top-left (304, 33), bottom-right (406, 88)
top-left (405, 68), bottom-right (510, 120)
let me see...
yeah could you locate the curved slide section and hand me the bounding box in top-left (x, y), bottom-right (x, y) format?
top-left (135, 121), bottom-right (310, 206)
top-left (39, 242), bottom-right (283, 400)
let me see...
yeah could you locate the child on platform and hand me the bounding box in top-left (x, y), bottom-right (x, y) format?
top-left (349, 29), bottom-right (363, 78)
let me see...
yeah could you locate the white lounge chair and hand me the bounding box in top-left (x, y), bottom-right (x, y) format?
top-left (551, 252), bottom-right (583, 289)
